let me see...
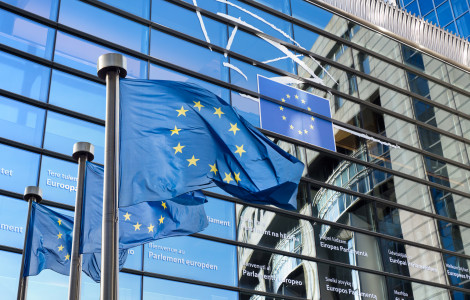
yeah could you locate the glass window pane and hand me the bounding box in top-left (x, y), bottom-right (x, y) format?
top-left (0, 51), bottom-right (50, 101)
top-left (425, 10), bottom-right (439, 25)
top-left (38, 156), bottom-right (78, 206)
top-left (0, 96), bottom-right (45, 147)
top-left (228, 57), bottom-right (279, 93)
top-left (49, 70), bottom-right (106, 119)
top-left (200, 197), bottom-right (236, 240)
top-left (54, 31), bottom-right (147, 79)
top-left (0, 250), bottom-right (22, 299)
top-left (456, 12), bottom-right (470, 37)
top-left (291, 0), bottom-right (335, 31)
top-left (27, 269), bottom-right (69, 300)
top-left (123, 246), bottom-right (142, 270)
top-left (150, 29), bottom-right (228, 82)
top-left (0, 144), bottom-right (40, 194)
top-left (450, 0), bottom-right (468, 17)
top-left (0, 9), bottom-right (55, 59)
top-left (231, 91), bottom-right (260, 127)
top-left (151, 0), bottom-right (227, 48)
top-left (418, 0), bottom-right (434, 15)
top-left (59, 0), bottom-right (149, 54)
top-left (0, 196), bottom-right (27, 248)
top-left (144, 236), bottom-right (237, 286)
top-left (406, 1), bottom-right (421, 16)
top-left (99, 0), bottom-right (150, 19)
top-left (1, 0), bottom-right (59, 20)
top-left (143, 276), bottom-right (238, 299)
top-left (43, 112), bottom-right (105, 163)
top-left (437, 1), bottom-right (454, 26)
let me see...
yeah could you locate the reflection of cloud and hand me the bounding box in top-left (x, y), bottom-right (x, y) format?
top-left (192, 0), bottom-right (211, 47)
top-left (223, 62), bottom-right (247, 80)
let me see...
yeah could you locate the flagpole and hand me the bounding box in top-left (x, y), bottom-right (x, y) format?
top-left (97, 53), bottom-right (127, 300)
top-left (68, 142), bottom-right (95, 300)
top-left (17, 186), bottom-right (43, 300)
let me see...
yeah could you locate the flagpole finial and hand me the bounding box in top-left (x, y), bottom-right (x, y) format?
top-left (97, 53), bottom-right (127, 80)
top-left (23, 186), bottom-right (42, 203)
top-left (73, 142), bottom-right (95, 162)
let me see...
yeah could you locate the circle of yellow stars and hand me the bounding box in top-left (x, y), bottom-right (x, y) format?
top-left (122, 202), bottom-right (167, 234)
top-left (279, 93), bottom-right (315, 136)
top-left (168, 100), bottom-right (247, 186)
top-left (56, 218), bottom-right (70, 261)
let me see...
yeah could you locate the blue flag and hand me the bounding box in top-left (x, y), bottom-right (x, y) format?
top-left (80, 162), bottom-right (209, 254)
top-left (22, 202), bottom-right (126, 282)
top-left (258, 76), bottom-right (336, 152)
top-left (119, 79), bottom-right (304, 210)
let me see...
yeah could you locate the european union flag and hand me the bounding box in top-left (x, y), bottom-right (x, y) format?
top-left (119, 79), bottom-right (304, 210)
top-left (80, 162), bottom-right (209, 254)
top-left (23, 202), bottom-right (127, 283)
top-left (258, 76), bottom-right (336, 152)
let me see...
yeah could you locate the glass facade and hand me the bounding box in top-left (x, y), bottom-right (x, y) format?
top-left (397, 0), bottom-right (470, 39)
top-left (0, 0), bottom-right (469, 299)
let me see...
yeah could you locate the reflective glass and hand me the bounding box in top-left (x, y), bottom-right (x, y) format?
top-left (1, 0), bottom-right (59, 20)
top-left (151, 0), bottom-right (228, 48)
top-left (228, 57), bottom-right (279, 93)
top-left (43, 112), bottom-right (105, 163)
top-left (425, 10), bottom-right (439, 25)
top-left (0, 144), bottom-right (40, 194)
top-left (386, 276), bottom-right (450, 299)
top-left (450, 0), bottom-right (469, 17)
top-left (406, 0), bottom-right (421, 16)
top-left (252, 0), bottom-right (291, 14)
top-left (0, 9), bottom-right (55, 59)
top-left (418, 0), bottom-right (435, 15)
top-left (178, 0), bottom-right (227, 14)
top-left (231, 91), bottom-right (260, 127)
top-left (149, 63), bottom-right (230, 101)
top-left (291, 0), bottom-right (337, 32)
top-left (437, 1), bottom-right (454, 26)
top-left (0, 250), bottom-right (22, 299)
top-left (49, 70), bottom-right (106, 119)
top-left (0, 96), bottom-right (45, 147)
top-left (0, 51), bottom-right (50, 101)
top-left (445, 21), bottom-right (457, 34)
top-left (59, 0), bottom-right (149, 54)
top-left (143, 276), bottom-right (238, 299)
top-left (27, 269), bottom-right (69, 300)
top-left (99, 0), bottom-right (150, 19)
top-left (150, 29), bottom-right (228, 82)
top-left (38, 156), bottom-right (78, 206)
top-left (201, 197), bottom-right (236, 240)
top-left (123, 246), bottom-right (142, 270)
top-left (0, 196), bottom-right (27, 248)
top-left (456, 12), bottom-right (470, 37)
top-left (54, 31), bottom-right (147, 79)
top-left (144, 236), bottom-right (237, 286)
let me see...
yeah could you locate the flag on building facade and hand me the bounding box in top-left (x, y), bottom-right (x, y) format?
top-left (80, 162), bottom-right (209, 254)
top-left (21, 202), bottom-right (126, 282)
top-left (119, 79), bottom-right (304, 210)
top-left (258, 75), bottom-right (336, 152)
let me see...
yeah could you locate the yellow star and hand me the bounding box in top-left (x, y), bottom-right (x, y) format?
top-left (304, 129), bottom-right (308, 134)
top-left (281, 98), bottom-right (286, 102)
top-left (123, 212), bottom-right (131, 221)
top-left (148, 224), bottom-right (155, 233)
top-left (65, 254), bottom-right (70, 261)
top-left (234, 145), bottom-right (246, 157)
top-left (57, 219), bottom-right (62, 226)
top-left (279, 106), bottom-right (284, 111)
top-left (290, 125), bottom-right (294, 130)
top-left (159, 215), bottom-right (165, 224)
top-left (307, 107), bottom-right (311, 111)
top-left (176, 106), bottom-right (188, 117)
top-left (301, 99), bottom-right (306, 104)
top-left (310, 124), bottom-right (314, 129)
top-left (133, 222), bottom-right (142, 231)
top-left (58, 245), bottom-right (64, 252)
top-left (193, 101), bottom-right (204, 111)
top-left (213, 107), bottom-right (224, 118)
top-left (282, 115), bottom-right (286, 120)
top-left (286, 94), bottom-right (290, 99)
top-left (223, 172), bottom-right (233, 184)
top-left (234, 172), bottom-right (241, 183)
top-left (295, 95), bottom-right (299, 99)
top-left (209, 163), bottom-right (218, 175)
top-left (161, 202), bottom-right (167, 210)
top-left (187, 155), bottom-right (199, 166)
top-left (311, 116), bottom-right (315, 121)
top-left (229, 123), bottom-right (240, 135)
top-left (173, 142), bottom-right (185, 154)
top-left (57, 233), bottom-right (62, 239)
top-left (298, 130), bottom-right (302, 135)
top-left (170, 126), bottom-right (181, 136)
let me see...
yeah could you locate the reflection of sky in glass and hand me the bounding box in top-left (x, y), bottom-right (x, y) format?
top-left (231, 92), bottom-right (260, 127)
top-left (200, 197), bottom-right (236, 240)
top-left (0, 250), bottom-right (22, 299)
top-left (1, 0), bottom-right (59, 20)
top-left (0, 144), bottom-right (39, 194)
top-left (0, 196), bottom-right (27, 248)
top-left (38, 156), bottom-right (78, 206)
top-left (100, 0), bottom-right (150, 19)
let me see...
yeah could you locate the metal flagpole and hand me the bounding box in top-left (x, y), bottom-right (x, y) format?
top-left (68, 142), bottom-right (95, 300)
top-left (97, 53), bottom-right (127, 300)
top-left (17, 186), bottom-right (43, 300)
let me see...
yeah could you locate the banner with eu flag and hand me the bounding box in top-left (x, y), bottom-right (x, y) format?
top-left (80, 162), bottom-right (209, 254)
top-left (119, 79), bottom-right (304, 210)
top-left (23, 202), bottom-right (126, 282)
top-left (258, 76), bottom-right (336, 152)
